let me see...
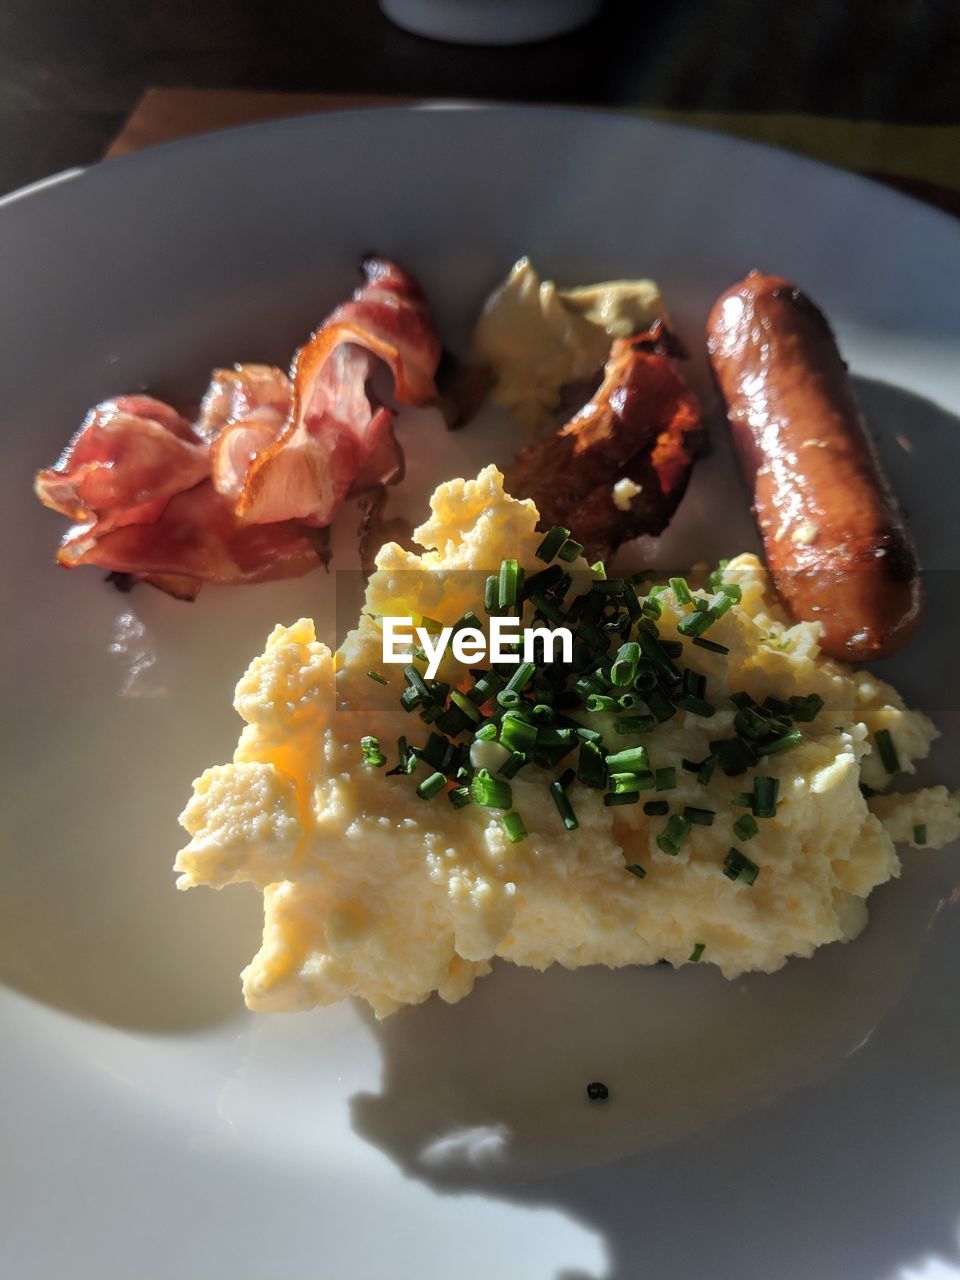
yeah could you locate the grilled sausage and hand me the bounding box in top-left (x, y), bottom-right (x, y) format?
top-left (706, 271), bottom-right (922, 662)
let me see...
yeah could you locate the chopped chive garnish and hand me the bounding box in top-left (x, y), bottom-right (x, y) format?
top-left (610, 771), bottom-right (650, 794)
top-left (524, 563), bottom-right (563, 596)
top-left (661, 640), bottom-right (684, 658)
top-left (764, 696), bottom-right (792, 717)
top-left (733, 813), bottom-right (760, 841)
top-left (676, 608), bottom-right (716, 638)
top-left (484, 574), bottom-right (499, 614)
top-left (684, 806), bottom-right (715, 826)
top-left (532, 703), bottom-right (556, 723)
top-left (710, 593), bottom-right (735, 619)
top-left (693, 636), bottom-right (730, 654)
top-left (471, 769), bottom-right (512, 809)
top-left (558, 767), bottom-right (576, 790)
top-left (611, 641), bottom-right (641, 686)
top-left (718, 582), bottom-right (742, 603)
top-left (682, 669), bottom-right (706, 698)
top-left (643, 800), bottom-right (669, 816)
top-left (498, 751), bottom-right (527, 779)
top-left (404, 665), bottom-right (430, 702)
top-left (752, 776), bottom-right (779, 818)
top-left (467, 670), bottom-right (506, 705)
top-left (874, 728), bottom-right (900, 774)
top-left (578, 739), bottom-right (608, 789)
top-left (674, 695), bottom-right (715, 717)
top-left (734, 707), bottom-right (773, 741)
top-left (498, 558), bottom-right (521, 611)
top-left (645, 687), bottom-right (677, 722)
top-left (760, 730), bottom-right (804, 756)
top-left (550, 780), bottom-right (579, 830)
top-left (558, 538), bottom-right (584, 563)
top-left (500, 713), bottom-right (538, 755)
top-left (641, 596), bottom-right (663, 620)
top-left (625, 863), bottom-right (647, 878)
top-left (618, 692), bottom-right (640, 709)
top-left (605, 791), bottom-right (641, 806)
top-left (360, 735), bottom-right (386, 767)
top-left (390, 735), bottom-right (417, 775)
top-left (788, 693), bottom-right (825, 722)
top-left (574, 673), bottom-right (607, 700)
top-left (605, 746), bottom-right (650, 773)
top-left (636, 629), bottom-right (681, 684)
top-left (669, 576), bottom-right (693, 605)
top-left (448, 785), bottom-right (471, 809)
top-left (474, 722), bottom-right (498, 742)
top-left (536, 525), bottom-right (570, 562)
top-left (655, 767), bottom-right (677, 791)
top-left (689, 942), bottom-right (705, 963)
top-left (730, 691), bottom-right (757, 710)
top-left (450, 690), bottom-right (481, 723)
top-left (452, 609), bottom-right (483, 635)
top-left (657, 813), bottom-right (692, 855)
top-left (723, 847), bottom-right (759, 884)
top-left (732, 792), bottom-right (754, 807)
top-left (632, 662), bottom-right (658, 692)
top-left (529, 591), bottom-right (566, 625)
top-left (697, 754), bottom-right (719, 785)
top-left (914, 823), bottom-right (927, 845)
top-left (497, 661), bottom-right (536, 708)
top-left (710, 737), bottom-right (756, 775)
top-left (416, 771), bottom-right (446, 799)
top-left (502, 811), bottom-right (528, 843)
top-left (682, 758), bottom-right (703, 773)
top-left (367, 670), bottom-right (390, 685)
top-left (590, 561), bottom-right (606, 578)
top-left (586, 694), bottom-right (619, 712)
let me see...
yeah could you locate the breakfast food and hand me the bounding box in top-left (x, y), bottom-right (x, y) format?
top-left (468, 257), bottom-right (665, 431)
top-left (176, 467), bottom-right (958, 1017)
top-left (707, 271), bottom-right (923, 662)
top-left (505, 325), bottom-right (705, 560)
top-left (33, 257), bottom-right (441, 598)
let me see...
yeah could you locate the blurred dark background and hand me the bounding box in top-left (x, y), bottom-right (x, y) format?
top-left (2, 0), bottom-right (960, 197)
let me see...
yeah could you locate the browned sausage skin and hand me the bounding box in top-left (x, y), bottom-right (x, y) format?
top-left (706, 271), bottom-right (923, 663)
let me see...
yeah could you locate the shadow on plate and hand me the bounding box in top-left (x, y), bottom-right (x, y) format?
top-left (349, 858), bottom-right (960, 1279)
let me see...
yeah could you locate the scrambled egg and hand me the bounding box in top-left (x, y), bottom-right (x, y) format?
top-left (469, 257), bottom-right (663, 431)
top-left (176, 467), bottom-right (959, 1017)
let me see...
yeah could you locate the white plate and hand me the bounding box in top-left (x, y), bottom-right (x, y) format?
top-left (2, 107), bottom-right (959, 1280)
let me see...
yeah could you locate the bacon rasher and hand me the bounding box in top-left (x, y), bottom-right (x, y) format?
top-left (33, 259), bottom-right (441, 597)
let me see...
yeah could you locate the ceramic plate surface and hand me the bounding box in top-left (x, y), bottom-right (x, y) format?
top-left (2, 106), bottom-right (959, 1280)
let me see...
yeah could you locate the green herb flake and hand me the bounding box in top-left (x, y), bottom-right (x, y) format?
top-left (501, 811), bottom-right (528, 843)
top-left (733, 813), bottom-right (760, 841)
top-left (874, 728), bottom-right (901, 774)
top-left (723, 847), bottom-right (759, 885)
